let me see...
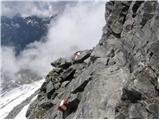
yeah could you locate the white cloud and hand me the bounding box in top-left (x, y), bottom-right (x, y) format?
top-left (1, 1), bottom-right (105, 82)
top-left (1, 1), bottom-right (64, 17)
top-left (1, 47), bottom-right (19, 77)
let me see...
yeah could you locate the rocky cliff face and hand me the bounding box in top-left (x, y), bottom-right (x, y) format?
top-left (26, 1), bottom-right (159, 119)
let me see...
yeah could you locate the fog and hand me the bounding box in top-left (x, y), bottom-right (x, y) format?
top-left (1, 1), bottom-right (105, 82)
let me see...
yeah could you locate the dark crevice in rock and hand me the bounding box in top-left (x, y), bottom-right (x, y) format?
top-left (140, 13), bottom-right (155, 28)
top-left (72, 77), bottom-right (92, 94)
top-left (146, 102), bottom-right (159, 118)
top-left (40, 82), bottom-right (47, 93)
top-left (121, 88), bottom-right (143, 103)
top-left (51, 92), bottom-right (58, 100)
top-left (106, 58), bottom-right (110, 65)
top-left (105, 1), bottom-right (115, 13)
top-left (149, 52), bottom-right (154, 59)
top-left (132, 1), bottom-right (144, 18)
top-left (47, 89), bottom-right (55, 99)
top-left (148, 65), bottom-right (159, 78)
top-left (63, 98), bottom-right (80, 118)
top-left (51, 58), bottom-right (72, 69)
top-left (145, 107), bottom-right (158, 118)
top-left (121, 1), bottom-right (132, 7)
top-left (120, 5), bottom-right (130, 24)
top-left (60, 68), bottom-right (76, 82)
top-left (128, 63), bottom-right (133, 73)
top-left (115, 102), bottom-right (129, 119)
top-left (40, 102), bottom-right (54, 110)
top-left (107, 1), bottom-right (115, 7)
top-left (111, 30), bottom-right (121, 38)
top-left (89, 56), bottom-right (100, 65)
top-left (115, 105), bottom-right (121, 113)
top-left (91, 56), bottom-right (100, 62)
top-left (107, 49), bottom-right (115, 58)
top-left (148, 76), bottom-right (159, 94)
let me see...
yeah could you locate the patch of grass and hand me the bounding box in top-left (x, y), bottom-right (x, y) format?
top-left (46, 69), bottom-right (59, 81)
top-left (34, 108), bottom-right (47, 119)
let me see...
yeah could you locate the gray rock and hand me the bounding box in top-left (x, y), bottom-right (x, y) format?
top-left (72, 50), bottom-right (91, 63)
top-left (39, 101), bottom-right (54, 110)
top-left (46, 81), bottom-right (54, 94)
top-left (60, 67), bottom-right (76, 81)
top-left (111, 21), bottom-right (123, 34)
top-left (146, 98), bottom-right (159, 118)
top-left (115, 112), bottom-right (126, 119)
top-left (54, 82), bottom-right (61, 90)
top-left (51, 58), bottom-right (72, 69)
top-left (121, 87), bottom-right (142, 103)
top-left (147, 103), bottom-right (159, 117)
top-left (40, 82), bottom-right (47, 92)
top-left (53, 68), bottom-right (63, 74)
top-left (71, 77), bottom-right (92, 94)
top-left (61, 81), bottom-right (70, 88)
top-left (46, 81), bottom-right (55, 99)
top-left (129, 104), bottom-right (143, 118)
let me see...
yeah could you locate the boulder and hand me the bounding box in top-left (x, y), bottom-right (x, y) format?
top-left (51, 58), bottom-right (72, 69)
top-left (60, 67), bottom-right (76, 81)
top-left (39, 101), bottom-right (54, 110)
top-left (46, 81), bottom-right (54, 94)
top-left (72, 50), bottom-right (91, 63)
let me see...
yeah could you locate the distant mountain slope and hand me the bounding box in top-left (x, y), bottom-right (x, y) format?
top-left (1, 15), bottom-right (55, 55)
top-left (1, 1), bottom-right (77, 55)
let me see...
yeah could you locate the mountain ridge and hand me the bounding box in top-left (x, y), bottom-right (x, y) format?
top-left (26, 1), bottom-right (159, 119)
top-left (1, 15), bottom-right (54, 55)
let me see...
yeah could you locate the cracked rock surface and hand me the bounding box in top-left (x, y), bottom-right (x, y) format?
top-left (26, 1), bottom-right (159, 119)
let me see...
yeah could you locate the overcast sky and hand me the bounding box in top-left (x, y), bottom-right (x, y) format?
top-left (1, 1), bottom-right (106, 81)
top-left (1, 1), bottom-right (68, 17)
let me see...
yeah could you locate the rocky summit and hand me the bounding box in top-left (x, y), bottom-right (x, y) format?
top-left (26, 1), bottom-right (159, 119)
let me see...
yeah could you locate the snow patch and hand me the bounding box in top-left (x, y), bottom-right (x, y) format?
top-left (15, 95), bottom-right (38, 119)
top-left (0, 79), bottom-right (44, 118)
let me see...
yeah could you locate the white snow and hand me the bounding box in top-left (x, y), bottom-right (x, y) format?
top-left (15, 95), bottom-right (37, 119)
top-left (26, 19), bottom-right (32, 24)
top-left (14, 104), bottom-right (30, 119)
top-left (0, 79), bottom-right (44, 119)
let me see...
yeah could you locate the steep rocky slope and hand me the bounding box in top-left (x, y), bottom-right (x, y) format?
top-left (26, 1), bottom-right (159, 119)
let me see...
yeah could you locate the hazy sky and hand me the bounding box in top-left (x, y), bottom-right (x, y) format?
top-left (1, 1), bottom-right (106, 81)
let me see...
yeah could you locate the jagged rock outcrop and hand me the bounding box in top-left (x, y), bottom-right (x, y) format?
top-left (26, 1), bottom-right (159, 119)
